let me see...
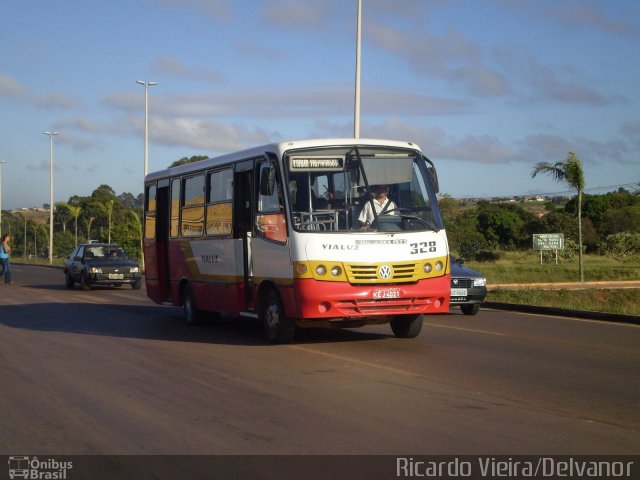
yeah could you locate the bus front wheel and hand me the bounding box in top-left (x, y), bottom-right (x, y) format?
top-left (183, 283), bottom-right (203, 325)
top-left (261, 289), bottom-right (295, 343)
top-left (390, 314), bottom-right (423, 338)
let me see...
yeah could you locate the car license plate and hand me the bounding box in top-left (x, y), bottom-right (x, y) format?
top-left (108, 273), bottom-right (124, 280)
top-left (373, 288), bottom-right (401, 299)
top-left (451, 288), bottom-right (467, 297)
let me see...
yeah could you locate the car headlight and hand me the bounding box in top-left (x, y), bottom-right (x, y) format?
top-left (130, 267), bottom-right (139, 273)
top-left (89, 267), bottom-right (102, 274)
top-left (473, 277), bottom-right (487, 287)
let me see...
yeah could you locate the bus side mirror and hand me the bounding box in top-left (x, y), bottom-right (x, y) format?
top-left (260, 166), bottom-right (276, 196)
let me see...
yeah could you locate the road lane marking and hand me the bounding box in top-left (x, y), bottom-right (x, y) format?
top-left (290, 346), bottom-right (422, 378)
top-left (425, 323), bottom-right (506, 336)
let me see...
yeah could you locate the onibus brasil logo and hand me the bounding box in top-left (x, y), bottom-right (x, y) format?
top-left (8, 456), bottom-right (73, 479)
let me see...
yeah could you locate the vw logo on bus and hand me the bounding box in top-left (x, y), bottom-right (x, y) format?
top-left (378, 265), bottom-right (393, 279)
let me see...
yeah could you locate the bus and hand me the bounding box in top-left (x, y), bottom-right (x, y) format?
top-left (143, 138), bottom-right (450, 342)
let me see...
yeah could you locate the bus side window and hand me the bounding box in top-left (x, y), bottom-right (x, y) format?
top-left (256, 161), bottom-right (286, 242)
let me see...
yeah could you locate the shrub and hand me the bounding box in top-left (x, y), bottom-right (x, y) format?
top-left (474, 249), bottom-right (502, 262)
top-left (599, 232), bottom-right (640, 261)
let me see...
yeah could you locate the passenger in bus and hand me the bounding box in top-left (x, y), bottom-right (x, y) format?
top-left (358, 185), bottom-right (397, 229)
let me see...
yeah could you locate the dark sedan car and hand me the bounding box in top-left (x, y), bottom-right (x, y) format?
top-left (64, 243), bottom-right (141, 290)
top-left (450, 256), bottom-right (487, 315)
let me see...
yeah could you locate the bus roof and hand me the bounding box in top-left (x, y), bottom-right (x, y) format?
top-left (144, 138), bottom-right (424, 183)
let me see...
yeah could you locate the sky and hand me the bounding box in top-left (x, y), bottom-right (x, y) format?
top-left (1, 0), bottom-right (639, 210)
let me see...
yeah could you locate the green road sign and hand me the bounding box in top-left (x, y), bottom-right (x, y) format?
top-left (533, 233), bottom-right (565, 250)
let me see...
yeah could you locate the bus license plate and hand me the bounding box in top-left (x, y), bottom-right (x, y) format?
top-left (108, 273), bottom-right (124, 280)
top-left (373, 288), bottom-right (401, 299)
top-left (451, 288), bottom-right (467, 297)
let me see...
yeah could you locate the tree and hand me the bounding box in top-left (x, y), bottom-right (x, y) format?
top-left (65, 204), bottom-right (82, 247)
top-left (532, 152), bottom-right (585, 281)
top-left (55, 202), bottom-right (71, 233)
top-left (169, 155), bottom-right (208, 167)
top-left (103, 199), bottom-right (115, 243)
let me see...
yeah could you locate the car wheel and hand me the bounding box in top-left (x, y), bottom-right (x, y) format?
top-left (461, 304), bottom-right (480, 315)
top-left (65, 272), bottom-right (75, 289)
top-left (390, 314), bottom-right (423, 338)
top-left (131, 278), bottom-right (142, 290)
top-left (183, 283), bottom-right (203, 325)
top-left (261, 289), bottom-right (295, 343)
top-left (80, 272), bottom-right (92, 291)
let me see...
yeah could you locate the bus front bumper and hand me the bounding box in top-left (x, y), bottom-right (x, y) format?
top-left (291, 276), bottom-right (450, 321)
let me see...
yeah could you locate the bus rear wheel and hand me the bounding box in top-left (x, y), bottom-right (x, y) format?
top-left (183, 283), bottom-right (203, 325)
top-left (261, 289), bottom-right (295, 343)
top-left (390, 314), bottom-right (423, 338)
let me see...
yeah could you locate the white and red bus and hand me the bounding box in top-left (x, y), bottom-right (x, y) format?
top-left (144, 138), bottom-right (450, 342)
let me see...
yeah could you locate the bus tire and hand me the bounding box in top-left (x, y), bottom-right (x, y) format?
top-left (183, 283), bottom-right (203, 325)
top-left (261, 289), bottom-right (295, 343)
top-left (461, 304), bottom-right (480, 315)
top-left (390, 313), bottom-right (423, 338)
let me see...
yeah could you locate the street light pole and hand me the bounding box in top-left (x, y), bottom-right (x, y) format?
top-left (136, 80), bottom-right (157, 177)
top-left (136, 80), bottom-right (156, 274)
top-left (354, 0), bottom-right (362, 139)
top-left (44, 131), bottom-right (59, 265)
top-left (0, 160), bottom-right (5, 237)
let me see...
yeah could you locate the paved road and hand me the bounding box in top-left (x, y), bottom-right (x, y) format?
top-left (1, 264), bottom-right (639, 456)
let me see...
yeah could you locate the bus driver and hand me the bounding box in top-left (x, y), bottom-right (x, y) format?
top-left (358, 185), bottom-right (397, 229)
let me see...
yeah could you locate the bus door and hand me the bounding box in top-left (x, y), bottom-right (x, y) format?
top-left (251, 154), bottom-right (289, 300)
top-left (155, 179), bottom-right (171, 301)
top-left (233, 159), bottom-right (255, 311)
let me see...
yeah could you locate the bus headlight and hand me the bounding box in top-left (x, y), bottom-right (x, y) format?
top-left (330, 266), bottom-right (342, 277)
top-left (435, 261), bottom-right (443, 271)
top-left (315, 265), bottom-right (327, 276)
top-left (423, 263), bottom-right (432, 273)
top-left (295, 263), bottom-right (308, 275)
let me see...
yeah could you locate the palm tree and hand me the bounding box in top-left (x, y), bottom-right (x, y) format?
top-left (104, 199), bottom-right (114, 243)
top-left (55, 202), bottom-right (71, 233)
top-left (532, 152), bottom-right (585, 282)
top-left (66, 205), bottom-right (82, 247)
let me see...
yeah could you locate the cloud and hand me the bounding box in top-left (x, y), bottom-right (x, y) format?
top-left (366, 22), bottom-right (511, 97)
top-left (621, 121), bottom-right (640, 149)
top-left (27, 158), bottom-right (63, 173)
top-left (105, 85), bottom-right (471, 121)
top-left (334, 117), bottom-right (518, 164)
top-left (0, 73), bottom-right (28, 97)
top-left (146, 116), bottom-right (271, 151)
top-left (232, 41), bottom-right (286, 62)
top-left (519, 59), bottom-right (612, 105)
top-left (262, 1), bottom-right (333, 29)
top-left (34, 92), bottom-right (84, 110)
top-left (152, 0), bottom-right (232, 20)
top-left (151, 56), bottom-right (228, 83)
top-left (546, 2), bottom-right (640, 37)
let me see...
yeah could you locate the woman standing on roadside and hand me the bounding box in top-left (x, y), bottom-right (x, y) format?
top-left (1, 234), bottom-right (13, 285)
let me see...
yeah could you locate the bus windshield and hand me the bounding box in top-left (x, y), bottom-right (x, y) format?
top-left (285, 145), bottom-right (443, 233)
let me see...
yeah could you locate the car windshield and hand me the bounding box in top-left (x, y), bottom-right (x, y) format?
top-left (284, 145), bottom-right (443, 233)
top-left (85, 246), bottom-right (127, 260)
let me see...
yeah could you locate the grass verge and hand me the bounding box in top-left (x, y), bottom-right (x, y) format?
top-left (466, 252), bottom-right (640, 317)
top-left (487, 288), bottom-right (640, 317)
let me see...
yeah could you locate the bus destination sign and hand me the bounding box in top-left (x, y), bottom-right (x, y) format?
top-left (289, 156), bottom-right (345, 171)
